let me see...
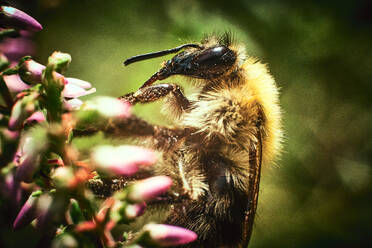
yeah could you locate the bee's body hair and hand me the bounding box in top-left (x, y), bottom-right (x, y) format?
top-left (85, 33), bottom-right (282, 248)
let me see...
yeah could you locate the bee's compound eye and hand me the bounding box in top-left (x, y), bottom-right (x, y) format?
top-left (196, 46), bottom-right (230, 67)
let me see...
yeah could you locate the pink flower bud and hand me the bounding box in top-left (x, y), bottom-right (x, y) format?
top-left (3, 74), bottom-right (30, 93)
top-left (83, 97), bottom-right (131, 119)
top-left (127, 176), bottom-right (172, 203)
top-left (26, 111), bottom-right (45, 124)
top-left (62, 83), bottom-right (96, 98)
top-left (63, 98), bottom-right (83, 111)
top-left (65, 77), bottom-right (92, 89)
top-left (91, 145), bottom-right (156, 176)
top-left (13, 194), bottom-right (39, 230)
top-left (125, 202), bottom-right (146, 219)
top-left (18, 59), bottom-right (44, 84)
top-left (0, 6), bottom-right (42, 31)
top-left (14, 129), bottom-right (48, 182)
top-left (18, 59), bottom-right (65, 85)
top-left (8, 99), bottom-right (36, 130)
top-left (142, 223), bottom-right (197, 247)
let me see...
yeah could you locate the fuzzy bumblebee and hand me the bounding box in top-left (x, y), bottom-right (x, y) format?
top-left (88, 33), bottom-right (282, 247)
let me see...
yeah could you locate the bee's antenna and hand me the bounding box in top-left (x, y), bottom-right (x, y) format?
top-left (123, 44), bottom-right (202, 66)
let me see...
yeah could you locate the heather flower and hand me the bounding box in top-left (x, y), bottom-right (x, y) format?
top-left (140, 223), bottom-right (197, 247)
top-left (0, 6), bottom-right (42, 31)
top-left (127, 176), bottom-right (172, 203)
top-left (1, 173), bottom-right (22, 207)
top-left (125, 202), bottom-right (146, 219)
top-left (0, 31), bottom-right (35, 62)
top-left (8, 92), bottom-right (39, 130)
top-left (13, 193), bottom-right (39, 230)
top-left (110, 199), bottom-right (146, 223)
top-left (62, 79), bottom-right (96, 109)
top-left (3, 74), bottom-right (30, 93)
top-left (91, 145), bottom-right (156, 176)
top-left (14, 127), bottom-right (48, 182)
top-left (25, 111), bottom-right (45, 125)
top-left (80, 96), bottom-right (131, 119)
top-left (18, 58), bottom-right (95, 109)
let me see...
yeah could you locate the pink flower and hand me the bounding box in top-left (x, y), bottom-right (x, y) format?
top-left (14, 129), bottom-right (48, 182)
top-left (142, 223), bottom-right (197, 247)
top-left (13, 194), bottom-right (39, 230)
top-left (127, 176), bottom-right (172, 203)
top-left (91, 145), bottom-right (156, 176)
top-left (0, 31), bottom-right (36, 62)
top-left (62, 79), bottom-right (96, 98)
top-left (125, 202), bottom-right (146, 219)
top-left (0, 6), bottom-right (43, 31)
top-left (3, 74), bottom-right (30, 93)
top-left (25, 111), bottom-right (46, 125)
top-left (81, 96), bottom-right (131, 118)
top-left (18, 58), bottom-right (95, 110)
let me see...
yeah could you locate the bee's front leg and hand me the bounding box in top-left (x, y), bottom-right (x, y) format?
top-left (120, 83), bottom-right (191, 111)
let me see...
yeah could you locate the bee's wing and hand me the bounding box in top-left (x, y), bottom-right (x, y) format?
top-left (241, 130), bottom-right (263, 248)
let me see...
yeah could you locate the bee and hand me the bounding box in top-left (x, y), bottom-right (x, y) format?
top-left (91, 33), bottom-right (282, 247)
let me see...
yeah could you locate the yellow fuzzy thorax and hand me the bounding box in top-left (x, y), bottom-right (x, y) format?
top-left (240, 57), bottom-right (283, 165)
top-left (176, 54), bottom-right (282, 165)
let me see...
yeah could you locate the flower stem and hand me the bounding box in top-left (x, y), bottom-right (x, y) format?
top-left (0, 75), bottom-right (13, 109)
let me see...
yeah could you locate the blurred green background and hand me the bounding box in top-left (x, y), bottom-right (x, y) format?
top-left (4, 0), bottom-right (372, 247)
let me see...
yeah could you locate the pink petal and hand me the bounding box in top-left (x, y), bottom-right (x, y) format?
top-left (92, 145), bottom-right (156, 176)
top-left (127, 176), bottom-right (172, 202)
top-left (26, 111), bottom-right (46, 124)
top-left (0, 6), bottom-right (43, 31)
top-left (63, 98), bottom-right (83, 111)
top-left (65, 77), bottom-right (92, 89)
top-left (13, 194), bottom-right (38, 230)
top-left (143, 223), bottom-right (197, 247)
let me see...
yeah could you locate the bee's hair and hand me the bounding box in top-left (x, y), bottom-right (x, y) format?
top-left (201, 31), bottom-right (235, 47)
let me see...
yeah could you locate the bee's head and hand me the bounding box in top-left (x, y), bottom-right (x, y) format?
top-left (124, 34), bottom-right (238, 88)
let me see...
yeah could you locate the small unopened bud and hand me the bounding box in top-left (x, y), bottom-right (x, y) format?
top-left (8, 96), bottom-right (37, 130)
top-left (14, 128), bottom-right (48, 182)
top-left (110, 200), bottom-right (146, 223)
top-left (63, 98), bottom-right (83, 111)
top-left (127, 176), bottom-right (172, 203)
top-left (48, 51), bottom-right (71, 73)
top-left (91, 145), bottom-right (156, 176)
top-left (0, 6), bottom-right (43, 31)
top-left (62, 82), bottom-right (96, 98)
top-left (141, 223), bottom-right (197, 247)
top-left (25, 111), bottom-right (45, 125)
top-left (13, 193), bottom-right (39, 230)
top-left (18, 58), bottom-right (44, 84)
top-left (125, 202), bottom-right (146, 219)
top-left (77, 96), bottom-right (131, 123)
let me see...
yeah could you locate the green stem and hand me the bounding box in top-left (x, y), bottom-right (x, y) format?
top-left (0, 75), bottom-right (13, 109)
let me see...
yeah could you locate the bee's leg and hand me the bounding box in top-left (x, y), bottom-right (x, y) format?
top-left (74, 114), bottom-right (192, 150)
top-left (120, 83), bottom-right (191, 111)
